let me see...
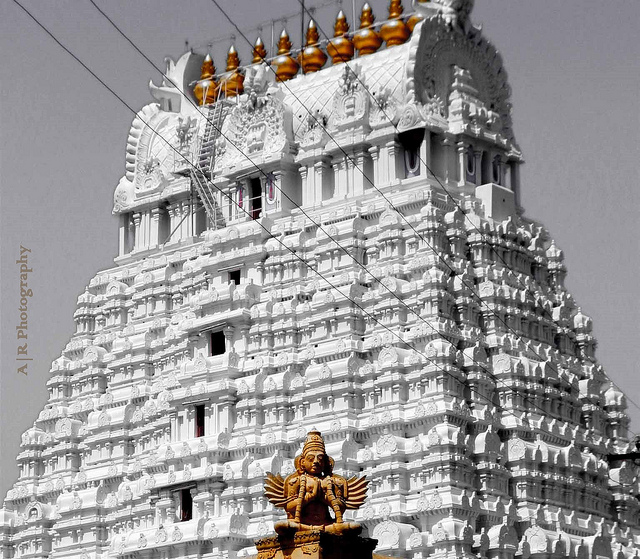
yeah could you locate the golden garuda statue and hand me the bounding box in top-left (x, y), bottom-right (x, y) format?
top-left (264, 430), bottom-right (368, 535)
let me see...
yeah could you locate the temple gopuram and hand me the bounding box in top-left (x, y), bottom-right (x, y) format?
top-left (1, 1), bottom-right (638, 558)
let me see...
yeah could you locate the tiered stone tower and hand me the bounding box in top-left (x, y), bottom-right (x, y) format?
top-left (2, 1), bottom-right (638, 559)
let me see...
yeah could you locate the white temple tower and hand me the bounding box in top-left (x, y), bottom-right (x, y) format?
top-left (1, 1), bottom-right (638, 558)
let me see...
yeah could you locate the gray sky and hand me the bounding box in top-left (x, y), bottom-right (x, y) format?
top-left (1, 0), bottom-right (639, 498)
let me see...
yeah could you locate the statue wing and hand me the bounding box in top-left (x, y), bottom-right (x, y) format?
top-left (264, 472), bottom-right (288, 508)
top-left (344, 475), bottom-right (369, 510)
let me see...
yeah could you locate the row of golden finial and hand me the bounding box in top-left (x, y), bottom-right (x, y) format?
top-left (194, 0), bottom-right (424, 105)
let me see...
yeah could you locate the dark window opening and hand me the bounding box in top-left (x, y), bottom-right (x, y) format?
top-left (228, 269), bottom-right (241, 285)
top-left (210, 330), bottom-right (226, 356)
top-left (265, 173), bottom-right (276, 203)
top-left (195, 405), bottom-right (205, 438)
top-left (465, 147), bottom-right (476, 183)
top-left (481, 151), bottom-right (491, 184)
top-left (180, 488), bottom-right (193, 521)
top-left (250, 178), bottom-right (262, 220)
top-left (158, 203), bottom-right (170, 245)
top-left (399, 129), bottom-right (423, 178)
top-left (492, 155), bottom-right (501, 184)
top-left (195, 199), bottom-right (207, 235)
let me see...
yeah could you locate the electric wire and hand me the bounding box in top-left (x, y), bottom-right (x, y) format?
top-left (213, 0), bottom-right (640, 424)
top-left (85, 0), bottom-right (607, 439)
top-left (204, 0), bottom-right (640, 434)
top-left (292, 0), bottom-right (640, 418)
top-left (11, 0), bottom-right (635, 505)
top-left (12, 0), bottom-right (517, 430)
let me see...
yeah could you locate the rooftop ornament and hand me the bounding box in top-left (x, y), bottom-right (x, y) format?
top-left (380, 0), bottom-right (410, 47)
top-left (252, 36), bottom-right (268, 64)
top-left (327, 10), bottom-right (355, 65)
top-left (273, 28), bottom-right (299, 82)
top-left (193, 53), bottom-right (218, 106)
top-left (221, 45), bottom-right (244, 97)
top-left (353, 3), bottom-right (382, 56)
top-left (264, 430), bottom-right (368, 535)
top-left (299, 19), bottom-right (327, 74)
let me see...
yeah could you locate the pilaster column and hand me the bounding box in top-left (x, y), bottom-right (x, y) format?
top-left (298, 164), bottom-right (311, 207)
top-left (334, 157), bottom-right (348, 199)
top-left (316, 156), bottom-right (333, 202)
top-left (456, 142), bottom-right (467, 186)
top-left (150, 206), bottom-right (163, 248)
top-left (131, 212), bottom-right (142, 251)
top-left (442, 136), bottom-right (456, 185)
top-left (352, 148), bottom-right (368, 196)
top-left (386, 139), bottom-right (403, 184)
top-left (473, 150), bottom-right (482, 185)
top-left (368, 145), bottom-right (380, 187)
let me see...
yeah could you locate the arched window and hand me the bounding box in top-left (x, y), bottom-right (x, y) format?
top-left (265, 173), bottom-right (276, 204)
top-left (465, 146), bottom-right (476, 183)
top-left (492, 155), bottom-right (501, 184)
top-left (399, 129), bottom-right (423, 178)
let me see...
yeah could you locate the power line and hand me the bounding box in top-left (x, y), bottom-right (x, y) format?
top-left (12, 0), bottom-right (517, 431)
top-left (292, 0), bottom-right (640, 418)
top-left (11, 0), bottom-right (634, 493)
top-left (204, 0), bottom-right (640, 435)
top-left (85, 0), bottom-right (613, 440)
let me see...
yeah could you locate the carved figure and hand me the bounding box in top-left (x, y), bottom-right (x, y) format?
top-left (264, 430), bottom-right (368, 535)
top-left (176, 116), bottom-right (195, 148)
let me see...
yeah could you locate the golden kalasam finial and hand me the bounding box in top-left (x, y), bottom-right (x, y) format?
top-left (273, 28), bottom-right (299, 82)
top-left (221, 45), bottom-right (244, 97)
top-left (353, 3), bottom-right (382, 56)
top-left (299, 19), bottom-right (327, 74)
top-left (252, 36), bottom-right (268, 64)
top-left (407, 14), bottom-right (424, 32)
top-left (193, 53), bottom-right (218, 105)
top-left (264, 430), bottom-right (368, 535)
top-left (327, 10), bottom-right (354, 64)
top-left (407, 0), bottom-right (426, 33)
top-left (380, 0), bottom-right (410, 47)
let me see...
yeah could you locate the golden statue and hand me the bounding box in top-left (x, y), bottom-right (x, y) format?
top-left (264, 430), bottom-right (368, 535)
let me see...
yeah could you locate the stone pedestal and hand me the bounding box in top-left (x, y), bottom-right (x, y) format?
top-left (255, 530), bottom-right (377, 559)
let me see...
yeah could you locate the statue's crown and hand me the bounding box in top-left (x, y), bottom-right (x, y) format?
top-left (302, 430), bottom-right (326, 454)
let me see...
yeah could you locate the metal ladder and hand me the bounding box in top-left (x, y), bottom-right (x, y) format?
top-left (191, 88), bottom-right (226, 230)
